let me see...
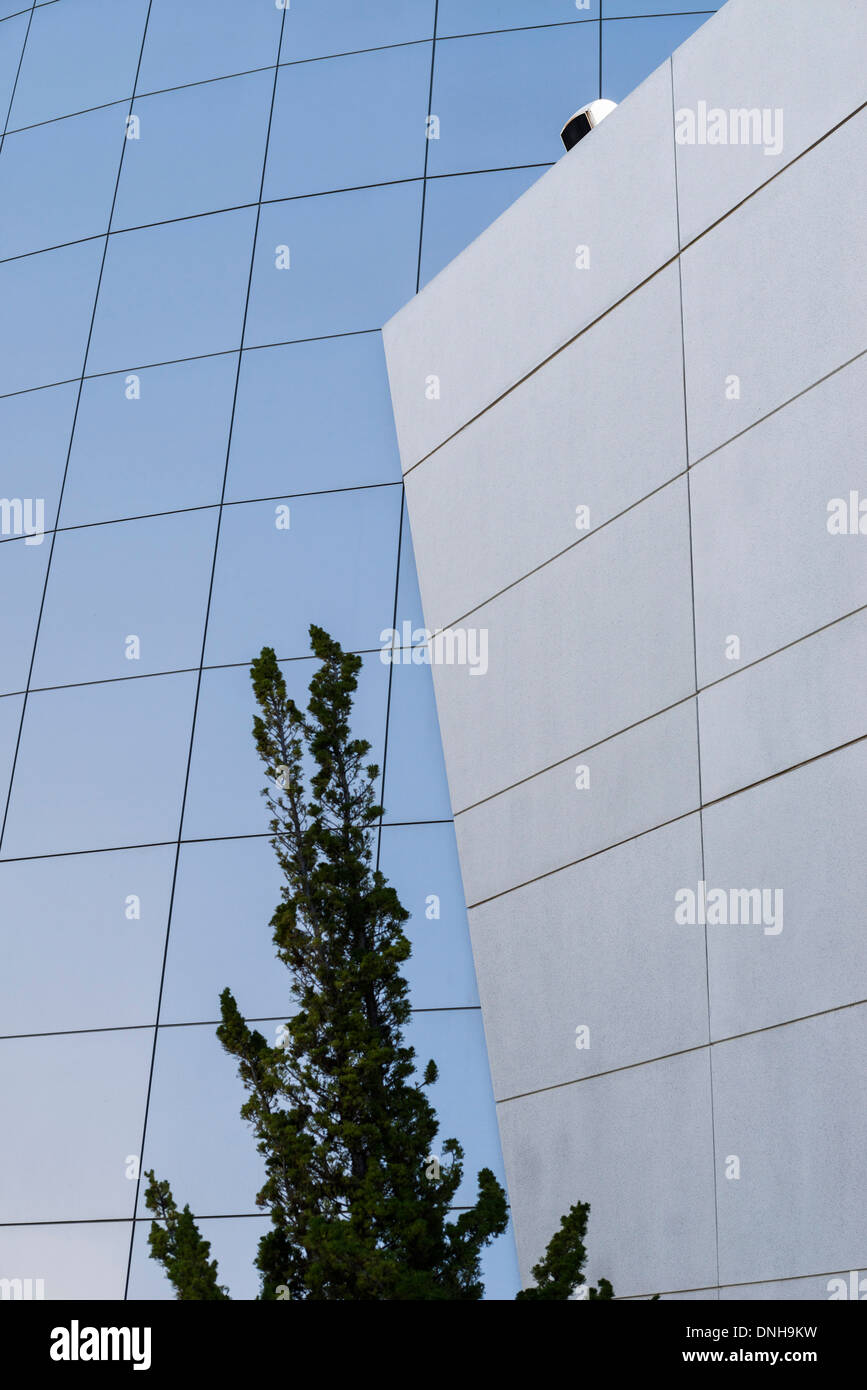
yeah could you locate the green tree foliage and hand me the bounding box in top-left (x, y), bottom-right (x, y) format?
top-left (515, 1201), bottom-right (613, 1300)
top-left (145, 627), bottom-right (612, 1301)
top-left (143, 1173), bottom-right (229, 1300)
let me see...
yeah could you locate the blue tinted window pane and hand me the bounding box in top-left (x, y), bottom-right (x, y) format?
top-left (379, 822), bottom-right (479, 1009)
top-left (138, 0), bottom-right (282, 92)
top-left (394, 516), bottom-right (425, 634)
top-left (62, 356), bottom-right (237, 527)
top-left (8, 0), bottom-right (148, 129)
top-left (0, 384), bottom-right (77, 532)
top-left (1, 672), bottom-right (196, 857)
top-left (246, 184), bottom-right (422, 345)
top-left (128, 1214), bottom-right (268, 1300)
top-left (0, 536), bottom-right (48, 695)
top-left (183, 657), bottom-right (388, 840)
top-left (226, 335), bottom-right (400, 501)
top-left (0, 1029), bottom-right (152, 1221)
top-left (162, 837), bottom-right (287, 1024)
top-left (32, 511), bottom-right (216, 687)
top-left (141, 1022), bottom-right (266, 1214)
top-left (0, 1221), bottom-right (129, 1301)
top-left (0, 240), bottom-right (102, 393)
top-left (606, 1), bottom-right (717, 16)
top-left (88, 208), bottom-right (256, 374)
top-left (282, 0), bottom-right (434, 62)
top-left (182, 666), bottom-right (268, 842)
top-left (603, 14), bottom-right (711, 103)
top-left (429, 26), bottom-right (598, 175)
top-left (0, 14), bottom-right (26, 119)
top-left (264, 45), bottom-right (429, 201)
top-left (381, 662), bottom-right (453, 822)
top-left (437, 2), bottom-right (599, 35)
top-left (0, 846), bottom-right (174, 1033)
top-left (114, 72), bottom-right (272, 228)
top-left (0, 105), bottom-right (120, 258)
top-left (420, 167), bottom-right (544, 285)
top-left (408, 1009), bottom-right (506, 1204)
top-left (0, 693), bottom-right (24, 804)
top-left (205, 487), bottom-right (402, 666)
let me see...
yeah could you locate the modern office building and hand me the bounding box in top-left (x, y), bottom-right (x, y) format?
top-left (385, 0), bottom-right (867, 1299)
top-left (0, 0), bottom-right (746, 1301)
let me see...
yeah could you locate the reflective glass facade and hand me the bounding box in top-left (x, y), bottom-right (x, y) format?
top-left (0, 0), bottom-right (719, 1300)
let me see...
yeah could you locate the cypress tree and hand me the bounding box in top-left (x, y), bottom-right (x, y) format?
top-left (143, 1173), bottom-right (229, 1300)
top-left (514, 1201), bottom-right (613, 1300)
top-left (145, 626), bottom-right (613, 1301)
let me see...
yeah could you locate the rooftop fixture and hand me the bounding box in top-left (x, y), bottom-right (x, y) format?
top-left (560, 98), bottom-right (617, 151)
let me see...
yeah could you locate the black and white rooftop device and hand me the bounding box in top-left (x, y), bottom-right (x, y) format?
top-left (560, 98), bottom-right (617, 151)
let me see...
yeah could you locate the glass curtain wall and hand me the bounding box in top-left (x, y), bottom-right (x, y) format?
top-left (0, 0), bottom-right (719, 1300)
